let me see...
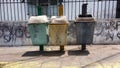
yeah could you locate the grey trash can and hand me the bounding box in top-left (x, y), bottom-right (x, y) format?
top-left (75, 15), bottom-right (95, 50)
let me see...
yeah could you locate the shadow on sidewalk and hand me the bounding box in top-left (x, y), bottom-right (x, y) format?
top-left (68, 50), bottom-right (90, 56)
top-left (22, 50), bottom-right (65, 57)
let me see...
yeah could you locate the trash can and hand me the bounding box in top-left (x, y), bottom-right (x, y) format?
top-left (75, 15), bottom-right (95, 50)
top-left (49, 16), bottom-right (69, 51)
top-left (28, 15), bottom-right (49, 51)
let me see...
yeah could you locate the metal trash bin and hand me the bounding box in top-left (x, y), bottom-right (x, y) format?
top-left (28, 15), bottom-right (49, 51)
top-left (49, 16), bottom-right (68, 51)
top-left (75, 15), bottom-right (95, 50)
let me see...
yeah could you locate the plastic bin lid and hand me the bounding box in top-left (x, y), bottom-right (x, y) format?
top-left (28, 15), bottom-right (49, 24)
top-left (50, 16), bottom-right (69, 24)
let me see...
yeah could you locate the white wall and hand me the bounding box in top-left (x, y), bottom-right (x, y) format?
top-left (93, 19), bottom-right (120, 44)
top-left (0, 19), bottom-right (120, 46)
top-left (0, 21), bottom-right (32, 46)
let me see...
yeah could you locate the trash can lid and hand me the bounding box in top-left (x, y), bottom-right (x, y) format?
top-left (75, 17), bottom-right (95, 23)
top-left (50, 16), bottom-right (69, 24)
top-left (28, 15), bottom-right (49, 24)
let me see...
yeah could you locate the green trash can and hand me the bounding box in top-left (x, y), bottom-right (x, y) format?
top-left (75, 15), bottom-right (95, 51)
top-left (28, 23), bottom-right (48, 45)
top-left (28, 15), bottom-right (49, 51)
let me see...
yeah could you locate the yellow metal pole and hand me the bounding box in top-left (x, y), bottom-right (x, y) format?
top-left (58, 2), bottom-right (64, 51)
top-left (58, 3), bottom-right (63, 16)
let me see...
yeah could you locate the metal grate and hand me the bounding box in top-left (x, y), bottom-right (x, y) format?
top-left (63, 0), bottom-right (117, 20)
top-left (0, 0), bottom-right (118, 21)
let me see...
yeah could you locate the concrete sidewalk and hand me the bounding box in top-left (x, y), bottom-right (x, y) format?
top-left (0, 45), bottom-right (120, 68)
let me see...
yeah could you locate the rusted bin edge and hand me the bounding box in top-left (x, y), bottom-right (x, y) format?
top-left (49, 23), bottom-right (68, 46)
top-left (75, 17), bottom-right (95, 23)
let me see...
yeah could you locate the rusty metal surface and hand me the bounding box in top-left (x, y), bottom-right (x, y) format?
top-left (75, 22), bottom-right (95, 44)
top-left (49, 24), bottom-right (68, 45)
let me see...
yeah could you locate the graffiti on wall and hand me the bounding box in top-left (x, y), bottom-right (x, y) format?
top-left (0, 22), bottom-right (30, 43)
top-left (1, 19), bottom-right (120, 46)
top-left (94, 19), bottom-right (120, 44)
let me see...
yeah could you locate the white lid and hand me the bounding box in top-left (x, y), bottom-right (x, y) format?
top-left (51, 16), bottom-right (69, 24)
top-left (28, 15), bottom-right (49, 23)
